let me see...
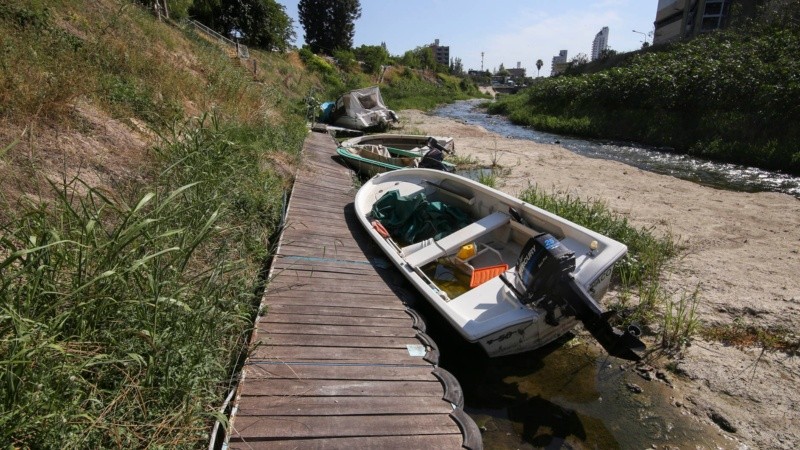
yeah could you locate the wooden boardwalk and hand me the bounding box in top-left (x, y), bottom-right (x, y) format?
top-left (227, 130), bottom-right (481, 449)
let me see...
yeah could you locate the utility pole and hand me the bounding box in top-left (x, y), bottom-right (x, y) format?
top-left (481, 52), bottom-right (484, 71)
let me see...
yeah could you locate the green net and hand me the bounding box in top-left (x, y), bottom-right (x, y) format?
top-left (371, 189), bottom-right (471, 244)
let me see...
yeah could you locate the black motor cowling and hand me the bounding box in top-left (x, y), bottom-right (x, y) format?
top-left (513, 233), bottom-right (646, 361)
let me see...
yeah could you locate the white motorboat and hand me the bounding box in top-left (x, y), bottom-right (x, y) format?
top-left (354, 168), bottom-right (645, 360)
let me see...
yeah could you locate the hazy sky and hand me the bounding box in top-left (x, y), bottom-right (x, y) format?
top-left (275, 0), bottom-right (658, 75)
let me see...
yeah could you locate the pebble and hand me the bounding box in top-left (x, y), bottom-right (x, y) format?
top-left (709, 410), bottom-right (738, 433)
top-left (626, 382), bottom-right (643, 394)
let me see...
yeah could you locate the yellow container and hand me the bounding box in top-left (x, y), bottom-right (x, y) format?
top-left (457, 243), bottom-right (476, 260)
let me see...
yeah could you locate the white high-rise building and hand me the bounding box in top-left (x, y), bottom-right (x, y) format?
top-left (592, 27), bottom-right (610, 61)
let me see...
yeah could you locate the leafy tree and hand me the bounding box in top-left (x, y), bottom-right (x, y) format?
top-left (332, 49), bottom-right (358, 72)
top-left (221, 0), bottom-right (294, 50)
top-left (298, 0), bottom-right (362, 54)
top-left (416, 46), bottom-right (436, 69)
top-left (167, 0), bottom-right (193, 20)
top-left (536, 59), bottom-right (543, 76)
top-left (189, 0), bottom-right (294, 51)
top-left (398, 46), bottom-right (438, 70)
top-left (353, 44), bottom-right (389, 74)
top-left (451, 57), bottom-right (464, 75)
top-left (399, 50), bottom-right (420, 68)
top-left (569, 53), bottom-right (588, 66)
top-left (496, 63), bottom-right (509, 76)
top-left (188, 0), bottom-right (221, 29)
top-left (598, 49), bottom-right (618, 60)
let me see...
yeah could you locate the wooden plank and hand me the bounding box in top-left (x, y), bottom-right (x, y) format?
top-left (279, 229), bottom-right (362, 244)
top-left (271, 258), bottom-right (386, 274)
top-left (290, 187), bottom-right (355, 203)
top-left (276, 245), bottom-right (369, 261)
top-left (227, 434), bottom-right (464, 449)
top-left (262, 297), bottom-right (410, 312)
top-left (243, 363), bottom-right (437, 381)
top-left (262, 292), bottom-right (410, 307)
top-left (238, 379), bottom-right (444, 398)
top-left (256, 333), bottom-right (420, 349)
top-left (255, 323), bottom-right (419, 338)
top-left (280, 223), bottom-right (365, 240)
top-left (231, 414), bottom-right (458, 439)
top-left (259, 313), bottom-right (412, 328)
top-left (235, 395), bottom-right (452, 416)
top-left (268, 268), bottom-right (396, 282)
top-left (261, 297), bottom-right (411, 311)
top-left (265, 304), bottom-right (412, 319)
top-left (250, 346), bottom-right (429, 364)
top-left (265, 280), bottom-right (401, 296)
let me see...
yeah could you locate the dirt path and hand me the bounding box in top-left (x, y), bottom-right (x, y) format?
top-left (398, 108), bottom-right (800, 449)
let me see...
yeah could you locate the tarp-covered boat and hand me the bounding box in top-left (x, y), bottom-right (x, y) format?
top-left (355, 168), bottom-right (645, 360)
top-left (340, 133), bottom-right (455, 153)
top-left (322, 86), bottom-right (398, 132)
top-left (337, 137), bottom-right (455, 177)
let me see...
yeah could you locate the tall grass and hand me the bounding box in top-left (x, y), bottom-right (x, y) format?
top-left (0, 114), bottom-right (305, 448)
top-left (518, 185), bottom-right (682, 334)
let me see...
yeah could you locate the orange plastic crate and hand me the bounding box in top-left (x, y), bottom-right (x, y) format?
top-left (469, 264), bottom-right (509, 288)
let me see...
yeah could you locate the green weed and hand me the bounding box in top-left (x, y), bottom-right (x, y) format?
top-left (518, 185), bottom-right (682, 334)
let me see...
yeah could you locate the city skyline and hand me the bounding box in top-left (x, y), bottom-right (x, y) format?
top-left (275, 0), bottom-right (656, 75)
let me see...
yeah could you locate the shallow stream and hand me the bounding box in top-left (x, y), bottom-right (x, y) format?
top-left (434, 99), bottom-right (800, 198)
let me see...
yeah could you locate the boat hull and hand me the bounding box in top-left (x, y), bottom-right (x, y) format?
top-left (354, 168), bottom-right (627, 357)
top-left (341, 134), bottom-right (455, 153)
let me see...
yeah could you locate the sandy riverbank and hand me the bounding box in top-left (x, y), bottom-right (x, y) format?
top-left (397, 107), bottom-right (800, 449)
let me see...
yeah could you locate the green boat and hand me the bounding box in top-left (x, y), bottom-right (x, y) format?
top-left (336, 137), bottom-right (455, 177)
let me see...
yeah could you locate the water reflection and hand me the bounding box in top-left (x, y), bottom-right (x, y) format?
top-left (408, 294), bottom-right (734, 449)
top-left (434, 100), bottom-right (800, 198)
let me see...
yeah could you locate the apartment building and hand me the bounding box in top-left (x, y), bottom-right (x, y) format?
top-left (653, 0), bottom-right (759, 45)
top-left (430, 39), bottom-right (450, 66)
top-left (591, 27), bottom-right (610, 61)
top-left (551, 50), bottom-right (568, 76)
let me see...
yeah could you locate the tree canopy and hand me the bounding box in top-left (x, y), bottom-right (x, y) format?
top-left (353, 44), bottom-right (389, 74)
top-left (189, 0), bottom-right (295, 51)
top-left (298, 0), bottom-right (361, 55)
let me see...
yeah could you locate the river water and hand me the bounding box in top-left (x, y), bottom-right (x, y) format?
top-left (422, 100), bottom-right (750, 448)
top-left (411, 297), bottom-right (736, 449)
top-left (433, 99), bottom-right (800, 198)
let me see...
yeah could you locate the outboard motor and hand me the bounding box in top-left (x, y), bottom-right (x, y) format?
top-left (505, 233), bottom-right (646, 361)
top-left (418, 146), bottom-right (447, 171)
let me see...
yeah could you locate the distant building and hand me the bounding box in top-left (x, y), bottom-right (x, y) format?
top-left (551, 50), bottom-right (568, 76)
top-left (591, 27), bottom-right (610, 61)
top-left (653, 0), bottom-right (760, 45)
top-left (507, 61), bottom-right (526, 78)
top-left (429, 39), bottom-right (450, 66)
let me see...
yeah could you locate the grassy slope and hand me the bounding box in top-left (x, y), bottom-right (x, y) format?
top-left (0, 1), bottom-right (317, 448)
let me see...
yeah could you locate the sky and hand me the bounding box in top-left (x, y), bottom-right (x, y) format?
top-left (275, 0), bottom-right (658, 76)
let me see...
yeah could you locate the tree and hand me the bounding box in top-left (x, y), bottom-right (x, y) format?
top-left (189, 0), bottom-right (295, 51)
top-left (598, 49), bottom-right (618, 60)
top-left (496, 63), bottom-right (509, 77)
top-left (353, 44), bottom-right (389, 74)
top-left (222, 0), bottom-right (294, 51)
top-left (536, 59), bottom-right (543, 77)
top-left (298, 0), bottom-right (361, 55)
top-left (569, 53), bottom-right (589, 66)
top-left (451, 57), bottom-right (464, 75)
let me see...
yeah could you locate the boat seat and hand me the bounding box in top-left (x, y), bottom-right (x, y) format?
top-left (404, 211), bottom-right (510, 267)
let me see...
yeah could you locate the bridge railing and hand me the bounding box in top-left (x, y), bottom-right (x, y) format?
top-left (187, 20), bottom-right (249, 59)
